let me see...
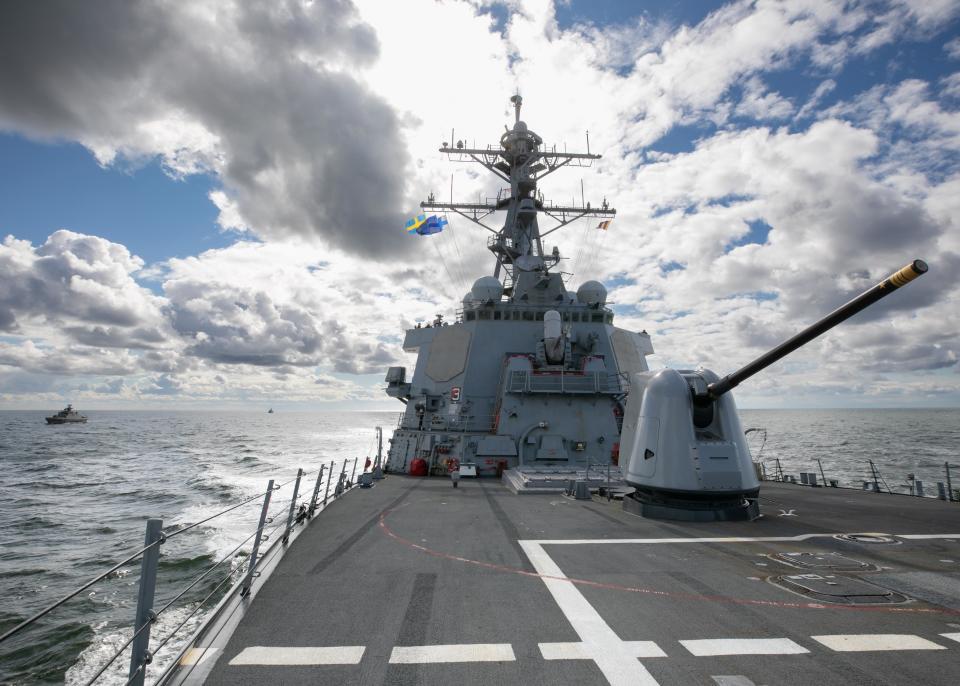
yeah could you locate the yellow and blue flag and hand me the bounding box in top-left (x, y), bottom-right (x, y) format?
top-left (405, 214), bottom-right (427, 233)
top-left (406, 214), bottom-right (447, 236)
top-left (418, 215), bottom-right (448, 235)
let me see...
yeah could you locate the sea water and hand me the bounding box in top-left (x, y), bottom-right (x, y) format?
top-left (0, 408), bottom-right (958, 684)
top-left (0, 410), bottom-right (397, 685)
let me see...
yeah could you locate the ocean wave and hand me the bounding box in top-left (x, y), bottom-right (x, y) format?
top-left (158, 552), bottom-right (216, 574)
top-left (1, 618), bottom-right (93, 685)
top-left (64, 560), bottom-right (246, 686)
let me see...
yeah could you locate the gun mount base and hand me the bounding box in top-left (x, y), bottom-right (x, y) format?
top-left (623, 487), bottom-right (760, 522)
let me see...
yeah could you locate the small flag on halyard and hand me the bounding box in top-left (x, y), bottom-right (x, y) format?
top-left (405, 213), bottom-right (427, 233)
top-left (597, 220), bottom-right (612, 230)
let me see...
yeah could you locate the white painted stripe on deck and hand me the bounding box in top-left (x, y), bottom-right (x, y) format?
top-left (811, 634), bottom-right (946, 652)
top-left (229, 646), bottom-right (366, 665)
top-left (523, 532), bottom-right (960, 545)
top-left (179, 647), bottom-right (219, 666)
top-left (389, 644), bottom-right (515, 663)
top-left (520, 541), bottom-right (661, 686)
top-left (939, 633), bottom-right (960, 644)
top-left (540, 641), bottom-right (666, 660)
top-left (680, 638), bottom-right (809, 656)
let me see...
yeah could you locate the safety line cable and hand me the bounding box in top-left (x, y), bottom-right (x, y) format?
top-left (0, 539), bottom-right (162, 645)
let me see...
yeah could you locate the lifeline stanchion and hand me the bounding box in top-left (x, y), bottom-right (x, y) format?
top-left (323, 460), bottom-right (334, 505)
top-left (947, 462), bottom-right (955, 502)
top-left (351, 457), bottom-right (358, 483)
top-left (308, 465), bottom-right (326, 516)
top-left (128, 518), bottom-right (163, 686)
top-left (868, 460), bottom-right (881, 493)
top-left (335, 461), bottom-right (347, 496)
top-left (283, 468), bottom-right (303, 544)
top-left (242, 479), bottom-right (274, 596)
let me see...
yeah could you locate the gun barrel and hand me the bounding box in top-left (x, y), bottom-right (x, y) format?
top-left (707, 259), bottom-right (928, 399)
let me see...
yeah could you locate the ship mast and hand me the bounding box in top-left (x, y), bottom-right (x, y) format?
top-left (422, 95), bottom-right (616, 298)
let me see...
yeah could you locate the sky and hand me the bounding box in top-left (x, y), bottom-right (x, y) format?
top-left (1, 0), bottom-right (959, 410)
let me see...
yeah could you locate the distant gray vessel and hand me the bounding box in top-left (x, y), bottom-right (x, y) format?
top-left (45, 404), bottom-right (87, 424)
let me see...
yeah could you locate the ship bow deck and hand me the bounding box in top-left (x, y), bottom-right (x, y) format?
top-left (196, 477), bottom-right (960, 686)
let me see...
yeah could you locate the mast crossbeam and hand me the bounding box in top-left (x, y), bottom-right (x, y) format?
top-left (426, 95), bottom-right (616, 290)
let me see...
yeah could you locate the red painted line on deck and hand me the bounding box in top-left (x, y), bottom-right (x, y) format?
top-left (378, 507), bottom-right (960, 617)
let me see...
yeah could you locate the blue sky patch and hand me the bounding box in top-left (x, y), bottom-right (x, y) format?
top-left (726, 218), bottom-right (772, 251)
top-left (0, 134), bottom-right (228, 264)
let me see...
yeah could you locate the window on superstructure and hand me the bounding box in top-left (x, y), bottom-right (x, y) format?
top-left (494, 311), bottom-right (502, 320)
top-left (479, 310), bottom-right (491, 320)
top-left (592, 313), bottom-right (603, 323)
top-left (522, 311), bottom-right (534, 321)
top-left (466, 311), bottom-right (476, 321)
top-left (536, 312), bottom-right (544, 321)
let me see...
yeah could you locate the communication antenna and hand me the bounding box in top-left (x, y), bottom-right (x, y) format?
top-left (421, 96), bottom-right (615, 295)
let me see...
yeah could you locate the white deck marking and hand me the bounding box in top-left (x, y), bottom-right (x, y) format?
top-left (520, 541), bottom-right (661, 686)
top-left (523, 532), bottom-right (960, 545)
top-left (389, 644), bottom-right (515, 663)
top-left (680, 638), bottom-right (809, 656)
top-left (540, 641), bottom-right (665, 659)
top-left (179, 647), bottom-right (220, 666)
top-left (712, 677), bottom-right (758, 686)
top-left (811, 634), bottom-right (946, 652)
top-left (229, 646), bottom-right (366, 665)
top-left (939, 633), bottom-right (960, 644)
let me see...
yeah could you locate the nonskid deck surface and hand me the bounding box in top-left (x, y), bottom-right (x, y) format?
top-left (200, 477), bottom-right (960, 686)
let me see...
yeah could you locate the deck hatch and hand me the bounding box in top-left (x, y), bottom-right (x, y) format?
top-left (772, 574), bottom-right (909, 605)
top-left (771, 551), bottom-right (878, 572)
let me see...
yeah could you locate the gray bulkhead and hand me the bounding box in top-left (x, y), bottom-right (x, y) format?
top-left (385, 294), bottom-right (653, 475)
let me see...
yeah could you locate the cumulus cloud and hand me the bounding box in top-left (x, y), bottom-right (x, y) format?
top-left (0, 231), bottom-right (171, 342)
top-left (0, 0), bottom-right (410, 258)
top-left (734, 77), bottom-right (794, 121)
top-left (1, 0), bottom-right (959, 407)
top-left (0, 232), bottom-right (449, 404)
top-left (159, 239), bottom-right (451, 374)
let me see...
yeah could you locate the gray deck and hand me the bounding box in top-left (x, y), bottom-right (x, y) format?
top-left (198, 477), bottom-right (960, 685)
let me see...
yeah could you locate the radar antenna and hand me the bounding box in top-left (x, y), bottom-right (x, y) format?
top-left (422, 95), bottom-right (615, 297)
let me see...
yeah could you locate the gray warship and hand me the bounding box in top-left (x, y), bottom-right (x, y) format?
top-left (162, 96), bottom-right (956, 686)
top-left (45, 404), bottom-right (87, 424)
top-left (4, 97), bottom-right (958, 686)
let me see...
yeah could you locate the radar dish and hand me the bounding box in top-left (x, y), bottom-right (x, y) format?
top-left (577, 280), bottom-right (607, 306)
top-left (471, 276), bottom-right (503, 303)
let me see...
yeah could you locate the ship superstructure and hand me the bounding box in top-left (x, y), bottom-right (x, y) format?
top-left (384, 96), bottom-right (652, 479)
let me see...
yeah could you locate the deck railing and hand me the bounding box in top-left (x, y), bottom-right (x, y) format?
top-left (0, 457), bottom-right (366, 685)
top-left (755, 455), bottom-right (959, 501)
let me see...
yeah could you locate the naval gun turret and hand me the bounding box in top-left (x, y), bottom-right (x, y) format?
top-left (621, 259), bottom-right (928, 521)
